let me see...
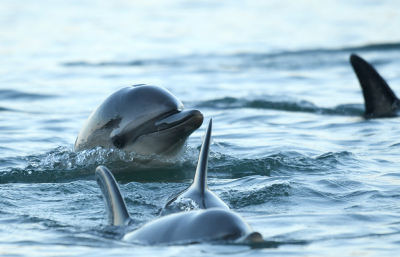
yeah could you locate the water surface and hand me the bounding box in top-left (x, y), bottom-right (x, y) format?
top-left (1, 0), bottom-right (400, 256)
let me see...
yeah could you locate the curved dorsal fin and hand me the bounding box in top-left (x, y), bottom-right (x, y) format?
top-left (192, 118), bottom-right (212, 196)
top-left (350, 54), bottom-right (399, 117)
top-left (95, 166), bottom-right (131, 226)
top-left (163, 118), bottom-right (229, 211)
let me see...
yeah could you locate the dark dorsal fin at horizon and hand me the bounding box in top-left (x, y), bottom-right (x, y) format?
top-left (350, 53), bottom-right (399, 118)
top-left (192, 118), bottom-right (212, 196)
top-left (95, 166), bottom-right (132, 226)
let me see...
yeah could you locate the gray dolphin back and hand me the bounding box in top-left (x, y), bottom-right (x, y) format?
top-left (164, 119), bottom-right (229, 211)
top-left (124, 208), bottom-right (260, 245)
top-left (95, 166), bottom-right (131, 226)
top-left (350, 54), bottom-right (400, 118)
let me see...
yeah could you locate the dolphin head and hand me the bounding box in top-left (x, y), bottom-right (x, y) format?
top-left (74, 85), bottom-right (203, 156)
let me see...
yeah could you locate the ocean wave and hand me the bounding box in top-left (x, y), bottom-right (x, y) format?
top-left (224, 178), bottom-right (292, 208)
top-left (0, 89), bottom-right (56, 101)
top-left (191, 97), bottom-right (365, 116)
top-left (0, 146), bottom-right (357, 184)
top-left (61, 42), bottom-right (400, 70)
top-left (207, 151), bottom-right (357, 179)
top-left (0, 147), bottom-right (199, 184)
top-left (0, 106), bottom-right (18, 112)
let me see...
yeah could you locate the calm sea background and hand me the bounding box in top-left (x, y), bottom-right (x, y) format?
top-left (1, 0), bottom-right (400, 256)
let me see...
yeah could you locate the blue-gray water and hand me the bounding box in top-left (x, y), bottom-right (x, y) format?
top-left (2, 0), bottom-right (400, 256)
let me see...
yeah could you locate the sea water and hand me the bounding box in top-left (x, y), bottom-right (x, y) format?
top-left (1, 0), bottom-right (400, 256)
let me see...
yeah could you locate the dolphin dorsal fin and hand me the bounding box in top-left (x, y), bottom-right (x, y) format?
top-left (192, 119), bottom-right (212, 196)
top-left (350, 54), bottom-right (399, 117)
top-left (95, 166), bottom-right (131, 226)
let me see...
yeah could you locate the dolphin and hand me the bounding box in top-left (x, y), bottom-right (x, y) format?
top-left (95, 165), bottom-right (263, 245)
top-left (74, 85), bottom-right (203, 157)
top-left (163, 118), bottom-right (229, 213)
top-left (350, 54), bottom-right (400, 118)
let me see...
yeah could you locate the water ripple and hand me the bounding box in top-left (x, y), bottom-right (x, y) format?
top-left (192, 97), bottom-right (365, 116)
top-left (0, 89), bottom-right (56, 101)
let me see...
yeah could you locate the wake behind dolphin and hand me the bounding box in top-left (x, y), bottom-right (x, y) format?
top-left (75, 85), bottom-right (203, 157)
top-left (95, 165), bottom-right (263, 245)
top-left (350, 54), bottom-right (400, 118)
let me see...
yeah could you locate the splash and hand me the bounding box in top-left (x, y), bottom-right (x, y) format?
top-left (0, 146), bottom-right (199, 184)
top-left (160, 197), bottom-right (200, 216)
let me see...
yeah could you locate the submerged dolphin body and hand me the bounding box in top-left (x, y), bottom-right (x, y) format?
top-left (350, 54), bottom-right (400, 118)
top-left (75, 85), bottom-right (203, 157)
top-left (95, 165), bottom-right (263, 245)
top-left (163, 119), bottom-right (229, 213)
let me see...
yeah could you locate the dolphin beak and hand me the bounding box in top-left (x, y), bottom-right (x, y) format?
top-left (156, 109), bottom-right (203, 131)
top-left (128, 109), bottom-right (203, 156)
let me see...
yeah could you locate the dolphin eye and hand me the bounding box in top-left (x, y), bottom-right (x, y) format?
top-left (111, 137), bottom-right (125, 149)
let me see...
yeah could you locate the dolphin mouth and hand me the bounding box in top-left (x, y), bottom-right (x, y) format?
top-left (124, 109), bottom-right (203, 155)
top-left (154, 109), bottom-right (203, 132)
top-left (111, 109), bottom-right (203, 150)
top-left (132, 109), bottom-right (204, 139)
